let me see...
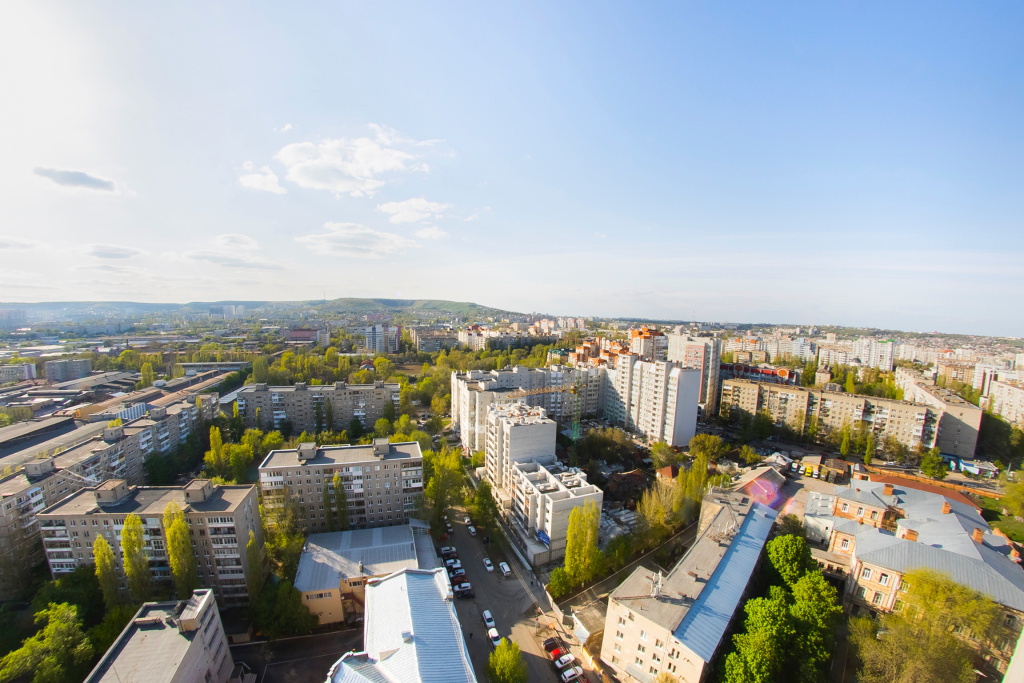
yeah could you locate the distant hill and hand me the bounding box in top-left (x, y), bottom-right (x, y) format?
top-left (306, 298), bottom-right (518, 317)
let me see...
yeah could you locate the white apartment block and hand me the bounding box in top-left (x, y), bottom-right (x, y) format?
top-left (258, 439), bottom-right (424, 532)
top-left (484, 403), bottom-right (557, 498)
top-left (84, 589), bottom-right (233, 683)
top-left (666, 334), bottom-right (722, 418)
top-left (854, 339), bottom-right (894, 372)
top-left (236, 381), bottom-right (401, 434)
top-left (0, 397), bottom-right (213, 599)
top-left (361, 325), bottom-right (401, 354)
top-left (0, 363), bottom-right (36, 383)
top-left (509, 456), bottom-right (602, 565)
top-left (605, 357), bottom-right (701, 447)
top-left (601, 490), bottom-right (777, 682)
top-left (38, 479), bottom-right (263, 606)
top-left (985, 380), bottom-right (1024, 429)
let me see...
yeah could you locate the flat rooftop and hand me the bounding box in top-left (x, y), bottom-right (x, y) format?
top-left (38, 481), bottom-right (253, 517)
top-left (259, 441), bottom-right (422, 469)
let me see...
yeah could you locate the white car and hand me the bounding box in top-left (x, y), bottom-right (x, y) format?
top-left (482, 609), bottom-right (496, 629)
top-left (498, 561), bottom-right (512, 578)
top-left (468, 525), bottom-right (477, 536)
top-left (554, 654), bottom-right (576, 669)
top-left (464, 517), bottom-right (471, 525)
top-left (560, 666), bottom-right (584, 682)
top-left (483, 558), bottom-right (494, 572)
top-left (445, 559), bottom-right (462, 570)
top-left (488, 628), bottom-right (502, 648)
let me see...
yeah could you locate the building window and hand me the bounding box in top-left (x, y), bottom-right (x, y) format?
top-left (840, 539), bottom-right (850, 550)
top-left (635, 657), bottom-right (643, 666)
top-left (841, 503), bottom-right (849, 512)
top-left (618, 617), bottom-right (626, 626)
top-left (899, 579), bottom-right (909, 592)
top-left (861, 568), bottom-right (872, 580)
top-left (879, 573), bottom-right (890, 586)
top-left (857, 507), bottom-right (864, 516)
top-left (616, 631), bottom-right (624, 640)
top-left (655, 639), bottom-right (664, 649)
top-left (613, 644), bottom-right (621, 652)
top-left (638, 645), bottom-right (646, 653)
top-left (870, 511), bottom-right (878, 521)
top-left (857, 587), bottom-right (867, 599)
top-left (872, 592), bottom-right (883, 606)
top-left (639, 630), bottom-right (647, 640)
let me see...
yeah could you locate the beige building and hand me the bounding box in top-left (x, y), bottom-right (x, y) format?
top-left (894, 368), bottom-right (983, 457)
top-left (293, 520), bottom-right (437, 625)
top-left (600, 490), bottom-right (777, 682)
top-left (235, 381), bottom-right (401, 435)
top-left (37, 479), bottom-right (262, 606)
top-left (84, 588), bottom-right (233, 683)
top-left (985, 380), bottom-right (1024, 428)
top-left (0, 397), bottom-right (214, 599)
top-left (258, 439), bottom-right (424, 532)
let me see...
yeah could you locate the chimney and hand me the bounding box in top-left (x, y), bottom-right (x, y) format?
top-left (883, 484), bottom-right (894, 496)
top-left (972, 527), bottom-right (985, 544)
top-left (904, 529), bottom-right (918, 542)
top-left (942, 501), bottom-right (951, 514)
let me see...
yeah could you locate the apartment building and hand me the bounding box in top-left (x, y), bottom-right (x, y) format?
top-left (629, 326), bottom-right (668, 362)
top-left (84, 588), bottom-right (233, 683)
top-left (293, 519), bottom-right (437, 625)
top-left (37, 479), bottom-right (262, 606)
top-left (854, 339), bottom-right (895, 372)
top-left (666, 334), bottom-right (722, 417)
top-left (600, 490), bottom-right (777, 682)
top-left (0, 397), bottom-right (213, 599)
top-left (986, 380), bottom-right (1024, 428)
top-left (258, 439), bottom-right (424, 532)
top-left (44, 358), bottom-right (92, 384)
top-left (894, 368), bottom-right (983, 457)
top-left (0, 363), bottom-right (36, 383)
top-left (508, 456), bottom-right (602, 565)
top-left (361, 325), bottom-right (401, 354)
top-left (235, 381), bottom-right (400, 434)
top-left (720, 379), bottom-right (941, 455)
top-left (407, 327), bottom-right (458, 352)
top-left (810, 480), bottom-right (1024, 678)
top-left (326, 568), bottom-right (477, 683)
top-left (936, 359), bottom-right (977, 386)
top-left (484, 403), bottom-right (557, 497)
top-left (606, 357), bottom-right (700, 447)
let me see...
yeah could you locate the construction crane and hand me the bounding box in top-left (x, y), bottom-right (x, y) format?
top-left (506, 375), bottom-right (586, 461)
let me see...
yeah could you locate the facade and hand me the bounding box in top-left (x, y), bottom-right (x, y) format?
top-left (44, 358), bottom-right (92, 383)
top-left (236, 381), bottom-right (401, 434)
top-left (936, 359), bottom-right (977, 387)
top-left (629, 326), bottom-right (669, 362)
top-left (894, 368), bottom-right (983, 457)
top-left (0, 363), bottom-right (36, 383)
top-left (484, 403), bottom-right (558, 496)
top-left (0, 397), bottom-right (214, 599)
top-left (853, 339), bottom-right (895, 372)
top-left (326, 568), bottom-right (477, 683)
top-left (666, 334), bottom-right (722, 418)
top-left (38, 479), bottom-right (263, 606)
top-left (258, 439), bottom-right (424, 532)
top-left (408, 328), bottom-right (458, 352)
top-left (600, 490), bottom-right (777, 682)
top-left (361, 325), bottom-right (401, 354)
top-left (294, 520), bottom-right (437, 625)
top-left (985, 380), bottom-right (1024, 428)
top-left (605, 358), bottom-right (701, 447)
top-left (508, 456), bottom-right (602, 565)
top-left (284, 327), bottom-right (329, 344)
top-left (84, 589), bottom-right (233, 683)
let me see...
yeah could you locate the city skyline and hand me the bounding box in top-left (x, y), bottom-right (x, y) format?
top-left (2, 2), bottom-right (1022, 336)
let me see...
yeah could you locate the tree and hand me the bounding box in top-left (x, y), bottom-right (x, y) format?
top-left (775, 514), bottom-right (805, 539)
top-left (348, 417), bottom-right (363, 440)
top-left (121, 513), bottom-right (151, 602)
top-left (865, 433), bottom-right (875, 462)
top-left (920, 447), bottom-right (948, 479)
top-left (92, 535), bottom-right (120, 611)
top-left (205, 426), bottom-right (226, 477)
top-left (140, 362), bottom-right (154, 388)
top-left (766, 534), bottom-right (814, 588)
top-left (31, 566), bottom-right (104, 630)
top-left (164, 503), bottom-right (198, 599)
top-left (423, 447), bottom-right (464, 526)
top-left (487, 638), bottom-right (528, 683)
top-left (547, 567), bottom-right (573, 599)
top-left (563, 500), bottom-right (603, 587)
top-left (845, 372), bottom-right (856, 394)
top-left (332, 472), bottom-right (349, 530)
top-left (722, 586), bottom-right (796, 683)
top-left (689, 433), bottom-right (728, 461)
top-left (425, 415), bottom-right (444, 436)
top-left (250, 580), bottom-right (317, 639)
top-left (840, 425), bottom-right (851, 458)
top-left (468, 479), bottom-right (499, 532)
top-left (739, 444), bottom-right (760, 465)
top-left (261, 430), bottom-right (284, 454)
top-left (0, 603), bottom-right (94, 683)
top-left (85, 605), bottom-right (136, 662)
top-left (252, 356), bottom-right (269, 383)
top-left (374, 418), bottom-right (392, 437)
top-left (789, 571), bottom-right (843, 681)
top-left (228, 443), bottom-right (254, 482)
top-left (650, 442), bottom-right (676, 469)
top-left (245, 529), bottom-right (265, 601)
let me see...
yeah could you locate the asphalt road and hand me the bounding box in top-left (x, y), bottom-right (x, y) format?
top-left (445, 511), bottom-right (562, 683)
top-left (230, 629), bottom-right (363, 683)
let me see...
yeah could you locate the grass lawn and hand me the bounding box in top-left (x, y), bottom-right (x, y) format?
top-left (977, 495), bottom-right (1024, 543)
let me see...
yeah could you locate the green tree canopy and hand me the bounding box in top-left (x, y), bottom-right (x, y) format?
top-left (920, 448), bottom-right (948, 479)
top-left (487, 638), bottom-right (528, 683)
top-left (766, 534), bottom-right (815, 588)
top-left (164, 502), bottom-right (198, 599)
top-left (92, 535), bottom-right (120, 611)
top-left (121, 513), bottom-right (151, 603)
top-left (0, 603), bottom-right (94, 683)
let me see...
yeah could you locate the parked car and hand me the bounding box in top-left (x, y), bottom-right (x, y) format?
top-left (456, 586), bottom-right (474, 599)
top-left (498, 561), bottom-right (512, 578)
top-left (464, 517), bottom-right (472, 525)
top-left (548, 647), bottom-right (566, 660)
top-left (445, 559), bottom-right (462, 570)
top-left (449, 568), bottom-right (467, 581)
top-left (446, 523), bottom-right (454, 534)
top-left (439, 546), bottom-right (457, 558)
top-left (468, 525), bottom-right (477, 536)
top-left (488, 628), bottom-right (502, 648)
top-left (543, 637), bottom-right (562, 653)
top-left (560, 666), bottom-right (584, 682)
top-left (482, 609), bottom-right (496, 630)
top-left (483, 558), bottom-right (494, 572)
top-left (554, 654), bottom-right (576, 669)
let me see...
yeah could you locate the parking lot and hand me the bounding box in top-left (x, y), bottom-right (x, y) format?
top-left (443, 511), bottom-right (565, 682)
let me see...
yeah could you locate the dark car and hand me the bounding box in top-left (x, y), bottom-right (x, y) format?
top-left (543, 637), bottom-right (562, 653)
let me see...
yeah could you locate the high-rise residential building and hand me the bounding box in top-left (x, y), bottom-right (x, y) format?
top-left (407, 326), bottom-right (458, 352)
top-left (985, 380), bottom-right (1024, 429)
top-left (600, 490), bottom-right (777, 682)
top-left (38, 479), bottom-right (263, 606)
top-left (325, 568), bottom-right (477, 683)
top-left (44, 358), bottom-right (92, 384)
top-left (853, 339), bottom-right (895, 372)
top-left (509, 456), bottom-right (602, 565)
top-left (0, 309), bottom-right (27, 331)
top-left (605, 357), bottom-right (701, 447)
top-left (257, 439), bottom-right (424, 533)
top-left (629, 326), bottom-right (668, 362)
top-left (84, 589), bottom-right (233, 683)
top-left (936, 359), bottom-right (977, 387)
top-left (235, 381), bottom-right (401, 434)
top-left (0, 363), bottom-right (36, 383)
top-left (666, 334), bottom-right (722, 417)
top-left (894, 368), bottom-right (983, 457)
top-left (0, 397), bottom-right (214, 599)
top-left (361, 325), bottom-right (401, 354)
top-left (483, 403), bottom-right (557, 496)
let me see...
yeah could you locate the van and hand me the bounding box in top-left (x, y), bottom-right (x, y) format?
top-left (498, 561), bottom-right (512, 578)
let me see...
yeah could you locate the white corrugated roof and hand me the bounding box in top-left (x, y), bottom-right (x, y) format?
top-left (294, 525), bottom-right (420, 593)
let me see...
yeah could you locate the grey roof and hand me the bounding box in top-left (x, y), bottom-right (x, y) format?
top-left (38, 482), bottom-right (253, 516)
top-left (259, 441), bottom-right (422, 469)
top-left (294, 525), bottom-right (423, 593)
top-left (328, 569), bottom-right (477, 683)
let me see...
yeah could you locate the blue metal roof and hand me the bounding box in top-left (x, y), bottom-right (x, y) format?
top-left (672, 502), bottom-right (778, 662)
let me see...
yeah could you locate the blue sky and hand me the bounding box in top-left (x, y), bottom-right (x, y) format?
top-left (1, 2), bottom-right (1022, 335)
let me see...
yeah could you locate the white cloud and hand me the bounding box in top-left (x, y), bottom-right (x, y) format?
top-left (415, 226), bottom-right (448, 240)
top-left (86, 244), bottom-right (143, 259)
top-left (296, 222), bottom-right (418, 258)
top-left (281, 123), bottom-right (292, 132)
top-left (275, 125), bottom-right (431, 197)
top-left (0, 237), bottom-right (37, 250)
top-left (183, 233), bottom-right (279, 269)
top-left (212, 233), bottom-right (260, 251)
top-left (34, 167), bottom-right (118, 192)
top-left (377, 197), bottom-right (452, 224)
top-left (238, 164), bottom-right (286, 194)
